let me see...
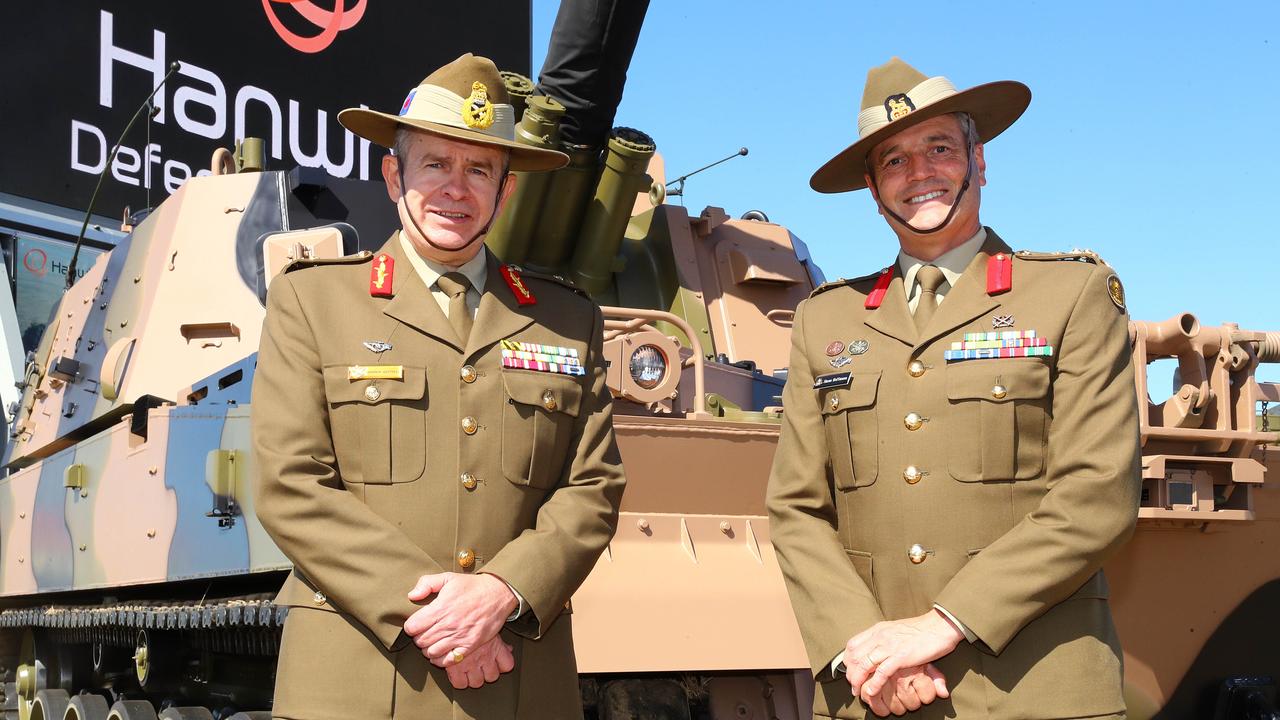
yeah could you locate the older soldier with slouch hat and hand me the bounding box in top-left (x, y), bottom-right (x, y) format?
top-left (766, 58), bottom-right (1140, 719)
top-left (253, 54), bottom-right (624, 719)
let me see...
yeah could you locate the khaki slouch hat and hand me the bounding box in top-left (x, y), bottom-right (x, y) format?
top-left (811, 57), bottom-right (1031, 193)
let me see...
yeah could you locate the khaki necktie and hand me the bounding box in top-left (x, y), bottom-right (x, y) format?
top-left (913, 265), bottom-right (946, 331)
top-left (437, 272), bottom-right (473, 343)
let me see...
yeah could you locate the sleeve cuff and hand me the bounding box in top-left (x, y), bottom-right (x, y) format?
top-left (504, 580), bottom-right (527, 622)
top-left (933, 603), bottom-right (977, 643)
top-left (831, 651), bottom-right (846, 676)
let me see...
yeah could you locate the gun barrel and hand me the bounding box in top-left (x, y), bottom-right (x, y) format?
top-left (1135, 313), bottom-right (1200, 355)
top-left (569, 127), bottom-right (655, 295)
top-left (485, 96), bottom-right (566, 265)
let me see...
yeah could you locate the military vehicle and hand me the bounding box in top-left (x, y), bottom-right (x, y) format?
top-left (0, 1), bottom-right (1277, 719)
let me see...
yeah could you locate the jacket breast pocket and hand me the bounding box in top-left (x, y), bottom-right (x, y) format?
top-left (323, 365), bottom-right (427, 484)
top-left (945, 358), bottom-right (1050, 481)
top-left (502, 371), bottom-right (583, 489)
top-left (819, 370), bottom-right (881, 490)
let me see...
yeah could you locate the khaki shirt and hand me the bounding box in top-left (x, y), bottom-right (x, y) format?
top-left (767, 229), bottom-right (1140, 720)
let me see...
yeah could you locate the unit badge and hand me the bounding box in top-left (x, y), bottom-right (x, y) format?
top-left (884, 93), bottom-right (915, 121)
top-left (847, 339), bottom-right (870, 356)
top-left (1107, 274), bottom-right (1126, 311)
top-left (399, 89), bottom-right (417, 117)
top-left (463, 81), bottom-right (495, 129)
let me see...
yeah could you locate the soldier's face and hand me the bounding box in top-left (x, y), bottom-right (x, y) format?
top-left (383, 131), bottom-right (516, 264)
top-left (865, 114), bottom-right (986, 255)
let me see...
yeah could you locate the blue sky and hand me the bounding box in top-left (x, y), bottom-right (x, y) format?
top-left (533, 1), bottom-right (1280, 391)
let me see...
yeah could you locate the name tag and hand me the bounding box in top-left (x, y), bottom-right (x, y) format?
top-left (348, 365), bottom-right (404, 381)
top-left (813, 372), bottom-right (852, 390)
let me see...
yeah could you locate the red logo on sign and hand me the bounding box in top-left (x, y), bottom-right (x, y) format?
top-left (261, 0), bottom-right (367, 54)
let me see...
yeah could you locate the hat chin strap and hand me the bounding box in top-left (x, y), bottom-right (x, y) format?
top-left (868, 137), bottom-right (975, 236)
top-left (397, 159), bottom-right (507, 254)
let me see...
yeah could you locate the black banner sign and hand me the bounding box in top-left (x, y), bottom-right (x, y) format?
top-left (0, 1), bottom-right (531, 218)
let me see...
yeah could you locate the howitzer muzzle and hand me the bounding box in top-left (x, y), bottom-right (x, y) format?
top-left (485, 96), bottom-right (566, 265)
top-left (569, 127), bottom-right (656, 296)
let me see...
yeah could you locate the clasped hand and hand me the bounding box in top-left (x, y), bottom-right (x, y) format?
top-left (843, 610), bottom-right (962, 717)
top-left (403, 572), bottom-right (519, 689)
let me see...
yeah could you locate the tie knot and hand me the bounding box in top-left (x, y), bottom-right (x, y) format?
top-left (916, 265), bottom-right (945, 295)
top-left (437, 272), bottom-right (472, 299)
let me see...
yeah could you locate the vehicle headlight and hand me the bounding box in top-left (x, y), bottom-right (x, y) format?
top-left (628, 344), bottom-right (667, 390)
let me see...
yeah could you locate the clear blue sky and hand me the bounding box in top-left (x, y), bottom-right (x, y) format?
top-left (533, 1), bottom-right (1279, 391)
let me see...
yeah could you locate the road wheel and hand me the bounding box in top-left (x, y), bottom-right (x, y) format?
top-left (105, 702), bottom-right (157, 720)
top-left (156, 709), bottom-right (212, 720)
top-left (29, 690), bottom-right (70, 720)
top-left (63, 695), bottom-right (109, 720)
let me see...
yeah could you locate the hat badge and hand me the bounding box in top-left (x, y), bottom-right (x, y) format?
top-left (463, 81), bottom-right (495, 129)
top-left (884, 93), bottom-right (915, 121)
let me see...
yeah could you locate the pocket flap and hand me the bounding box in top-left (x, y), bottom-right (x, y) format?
top-left (323, 365), bottom-right (426, 404)
top-left (502, 371), bottom-right (583, 418)
top-left (946, 359), bottom-right (1049, 402)
top-left (820, 370), bottom-right (881, 415)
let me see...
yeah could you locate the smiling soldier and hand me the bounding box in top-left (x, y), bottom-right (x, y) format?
top-left (253, 54), bottom-right (624, 720)
top-left (766, 58), bottom-right (1141, 719)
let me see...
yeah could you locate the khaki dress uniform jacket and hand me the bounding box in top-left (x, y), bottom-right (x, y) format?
top-left (766, 230), bottom-right (1140, 720)
top-left (252, 236), bottom-right (625, 720)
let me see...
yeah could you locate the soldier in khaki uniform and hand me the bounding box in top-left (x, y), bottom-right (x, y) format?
top-left (766, 58), bottom-right (1140, 719)
top-left (252, 54), bottom-right (624, 719)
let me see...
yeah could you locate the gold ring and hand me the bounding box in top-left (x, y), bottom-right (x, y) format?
top-left (451, 648), bottom-right (465, 664)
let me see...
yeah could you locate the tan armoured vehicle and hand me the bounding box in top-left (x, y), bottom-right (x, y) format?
top-left (1, 3), bottom-right (1278, 719)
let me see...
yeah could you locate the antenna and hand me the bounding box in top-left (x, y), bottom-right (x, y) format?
top-left (66, 61), bottom-right (182, 290)
top-left (665, 147), bottom-right (747, 198)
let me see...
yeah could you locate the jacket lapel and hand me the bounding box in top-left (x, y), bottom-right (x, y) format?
top-left (378, 235), bottom-right (465, 351)
top-left (864, 270), bottom-right (917, 347)
top-left (465, 252), bottom-right (536, 359)
top-left (914, 232), bottom-right (1012, 350)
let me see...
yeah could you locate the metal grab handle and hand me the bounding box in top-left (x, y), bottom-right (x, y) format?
top-left (600, 306), bottom-right (707, 417)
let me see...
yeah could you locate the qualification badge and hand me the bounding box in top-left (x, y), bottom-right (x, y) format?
top-left (463, 81), bottom-right (495, 129)
top-left (825, 341), bottom-right (845, 357)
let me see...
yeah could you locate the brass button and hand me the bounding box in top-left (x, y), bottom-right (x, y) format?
top-left (460, 365), bottom-right (477, 384)
top-left (829, 395), bottom-right (840, 412)
top-left (908, 544), bottom-right (928, 564)
top-left (542, 389), bottom-right (558, 412)
top-left (992, 384), bottom-right (1008, 399)
top-left (904, 412), bottom-right (923, 431)
top-left (903, 466), bottom-right (923, 484)
top-left (908, 360), bottom-right (926, 378)
top-left (457, 549), bottom-right (476, 569)
top-left (364, 385), bottom-right (380, 401)
top-left (312, 591), bottom-right (326, 605)
top-left (461, 472), bottom-right (478, 490)
top-left (461, 416), bottom-right (478, 435)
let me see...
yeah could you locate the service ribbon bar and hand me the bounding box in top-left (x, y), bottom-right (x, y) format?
top-left (950, 337), bottom-right (1050, 351)
top-left (502, 357), bottom-right (587, 376)
top-left (962, 330), bottom-right (1037, 342)
top-left (500, 339), bottom-right (580, 359)
top-left (501, 348), bottom-right (581, 367)
top-left (944, 346), bottom-right (1055, 361)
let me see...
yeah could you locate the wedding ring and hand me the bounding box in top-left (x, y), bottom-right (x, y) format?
top-left (450, 648), bottom-right (465, 664)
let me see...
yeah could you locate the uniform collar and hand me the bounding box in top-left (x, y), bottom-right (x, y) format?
top-left (397, 231), bottom-right (489, 294)
top-left (898, 227), bottom-right (987, 298)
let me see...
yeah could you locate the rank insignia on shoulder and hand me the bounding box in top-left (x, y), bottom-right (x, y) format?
top-left (814, 371), bottom-right (853, 390)
top-left (348, 364), bottom-right (404, 381)
top-left (369, 254), bottom-right (394, 297)
top-left (500, 265), bottom-right (536, 305)
top-left (1107, 274), bottom-right (1126, 311)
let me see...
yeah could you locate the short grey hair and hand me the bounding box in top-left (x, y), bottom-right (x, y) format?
top-left (955, 111), bottom-right (980, 148)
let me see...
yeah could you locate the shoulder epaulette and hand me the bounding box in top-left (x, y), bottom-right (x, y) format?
top-left (1013, 249), bottom-right (1110, 267)
top-left (283, 250), bottom-right (374, 274)
top-left (809, 269), bottom-right (883, 299)
top-left (513, 266), bottom-right (591, 299)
